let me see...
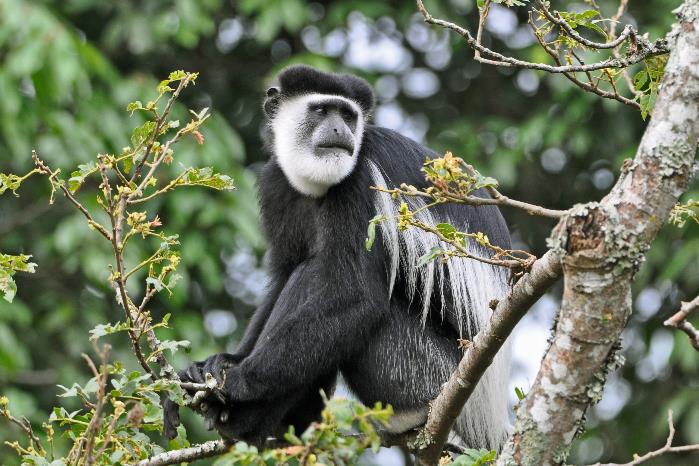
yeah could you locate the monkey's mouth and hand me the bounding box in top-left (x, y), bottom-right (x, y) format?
top-left (316, 143), bottom-right (354, 152)
top-left (316, 143), bottom-right (354, 155)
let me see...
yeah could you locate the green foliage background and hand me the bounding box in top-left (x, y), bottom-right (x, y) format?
top-left (0, 0), bottom-right (697, 464)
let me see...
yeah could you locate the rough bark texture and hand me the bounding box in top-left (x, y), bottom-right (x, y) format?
top-left (416, 250), bottom-right (562, 466)
top-left (498, 2), bottom-right (699, 465)
top-left (136, 440), bottom-right (229, 466)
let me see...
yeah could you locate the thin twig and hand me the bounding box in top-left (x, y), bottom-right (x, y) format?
top-left (101, 158), bottom-right (155, 377)
top-left (410, 218), bottom-right (535, 269)
top-left (372, 184), bottom-right (566, 219)
top-left (536, 0), bottom-right (634, 49)
top-left (475, 0), bottom-right (505, 65)
top-left (0, 409), bottom-right (45, 455)
top-left (529, 17), bottom-right (640, 109)
top-left (610, 0), bottom-right (631, 40)
top-left (592, 411), bottom-right (699, 465)
top-left (81, 344), bottom-right (111, 466)
top-left (415, 0), bottom-right (669, 74)
top-left (664, 294), bottom-right (699, 351)
top-left (32, 151), bottom-right (112, 240)
top-left (130, 77), bottom-right (192, 183)
top-left (608, 0), bottom-right (640, 96)
top-left (128, 170), bottom-right (190, 205)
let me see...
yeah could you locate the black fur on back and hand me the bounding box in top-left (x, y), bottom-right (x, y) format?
top-left (276, 65), bottom-right (375, 116)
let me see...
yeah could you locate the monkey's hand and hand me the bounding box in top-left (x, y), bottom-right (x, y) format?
top-left (178, 353), bottom-right (241, 432)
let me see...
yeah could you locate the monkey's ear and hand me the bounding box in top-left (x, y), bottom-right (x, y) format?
top-left (263, 91), bottom-right (280, 118)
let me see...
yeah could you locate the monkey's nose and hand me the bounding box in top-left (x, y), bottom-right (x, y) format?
top-left (333, 128), bottom-right (339, 133)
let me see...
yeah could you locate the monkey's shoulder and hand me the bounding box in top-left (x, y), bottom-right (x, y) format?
top-left (359, 125), bottom-right (437, 189)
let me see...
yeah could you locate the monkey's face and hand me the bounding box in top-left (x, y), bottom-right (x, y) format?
top-left (267, 92), bottom-right (365, 198)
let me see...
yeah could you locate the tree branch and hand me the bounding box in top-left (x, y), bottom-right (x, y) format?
top-left (135, 440), bottom-right (230, 466)
top-left (529, 12), bottom-right (641, 110)
top-left (416, 250), bottom-right (562, 465)
top-left (415, 0), bottom-right (669, 74)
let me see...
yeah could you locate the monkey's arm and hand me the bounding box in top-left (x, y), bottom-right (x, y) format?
top-left (178, 263), bottom-right (304, 383)
top-left (182, 256), bottom-right (386, 401)
top-left (227, 259), bottom-right (385, 402)
top-left (229, 274), bottom-right (288, 360)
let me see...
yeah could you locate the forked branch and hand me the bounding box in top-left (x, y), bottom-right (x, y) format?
top-left (592, 411), bottom-right (699, 466)
top-left (664, 294), bottom-right (699, 351)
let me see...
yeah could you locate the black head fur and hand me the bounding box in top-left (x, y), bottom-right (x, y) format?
top-left (272, 65), bottom-right (375, 117)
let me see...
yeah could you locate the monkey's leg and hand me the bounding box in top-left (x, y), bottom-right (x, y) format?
top-left (341, 301), bottom-right (461, 434)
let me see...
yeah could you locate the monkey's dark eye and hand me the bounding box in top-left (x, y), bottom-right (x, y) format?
top-left (310, 104), bottom-right (326, 115)
top-left (340, 108), bottom-right (357, 122)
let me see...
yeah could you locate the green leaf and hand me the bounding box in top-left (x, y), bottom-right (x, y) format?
top-left (365, 215), bottom-right (386, 251)
top-left (515, 386), bottom-right (527, 400)
top-left (158, 339), bottom-right (190, 355)
top-left (417, 246), bottom-right (446, 267)
top-left (167, 424), bottom-right (190, 451)
top-left (284, 426), bottom-right (303, 445)
top-left (146, 277), bottom-right (164, 291)
top-left (89, 321), bottom-right (130, 340)
top-left (126, 100), bottom-right (143, 115)
top-left (0, 270), bottom-right (17, 303)
top-left (168, 70), bottom-right (187, 81)
top-left (473, 174), bottom-right (499, 190)
top-left (0, 253), bottom-right (37, 274)
top-left (184, 167), bottom-right (236, 190)
top-left (0, 253), bottom-right (37, 302)
top-left (559, 10), bottom-right (606, 38)
top-left (122, 154), bottom-right (134, 174)
top-left (0, 173), bottom-right (24, 196)
top-left (131, 121), bottom-right (157, 148)
top-left (640, 93), bottom-right (654, 120)
top-left (436, 222), bottom-right (457, 240)
top-left (633, 70), bottom-right (649, 90)
top-left (67, 161), bottom-right (96, 193)
top-left (452, 448), bottom-right (497, 466)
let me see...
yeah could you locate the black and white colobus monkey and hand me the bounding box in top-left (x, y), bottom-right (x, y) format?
top-left (177, 65), bottom-right (512, 449)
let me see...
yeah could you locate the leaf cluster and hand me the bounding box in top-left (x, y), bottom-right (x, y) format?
top-left (0, 253), bottom-right (37, 303)
top-left (213, 398), bottom-right (393, 466)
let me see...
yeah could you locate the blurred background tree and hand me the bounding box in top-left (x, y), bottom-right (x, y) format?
top-left (0, 0), bottom-right (696, 464)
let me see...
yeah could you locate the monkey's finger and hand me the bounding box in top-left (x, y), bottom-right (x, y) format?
top-left (212, 388), bottom-right (227, 405)
top-left (205, 415), bottom-right (216, 431)
top-left (184, 362), bottom-right (207, 384)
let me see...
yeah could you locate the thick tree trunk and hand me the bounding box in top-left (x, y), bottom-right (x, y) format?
top-left (498, 2), bottom-right (699, 465)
